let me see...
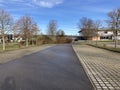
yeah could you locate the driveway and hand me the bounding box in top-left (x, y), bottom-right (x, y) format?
top-left (0, 44), bottom-right (93, 90)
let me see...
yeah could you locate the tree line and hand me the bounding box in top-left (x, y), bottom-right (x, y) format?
top-left (0, 9), bottom-right (40, 50)
top-left (0, 9), bottom-right (72, 50)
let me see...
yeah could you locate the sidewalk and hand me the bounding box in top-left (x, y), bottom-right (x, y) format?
top-left (73, 45), bottom-right (120, 90)
top-left (0, 45), bottom-right (54, 64)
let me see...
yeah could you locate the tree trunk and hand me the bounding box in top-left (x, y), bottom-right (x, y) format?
top-left (95, 36), bottom-right (98, 45)
top-left (2, 35), bottom-right (5, 50)
top-left (115, 36), bottom-right (117, 48)
top-left (26, 38), bottom-right (29, 47)
top-left (96, 40), bottom-right (98, 45)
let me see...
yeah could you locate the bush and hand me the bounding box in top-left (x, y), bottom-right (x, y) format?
top-left (65, 37), bottom-right (72, 43)
top-left (56, 36), bottom-right (72, 44)
top-left (36, 35), bottom-right (55, 44)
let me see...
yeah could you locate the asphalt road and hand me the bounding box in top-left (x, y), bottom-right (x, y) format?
top-left (0, 44), bottom-right (93, 90)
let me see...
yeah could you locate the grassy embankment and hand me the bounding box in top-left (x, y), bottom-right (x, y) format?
top-left (76, 40), bottom-right (120, 53)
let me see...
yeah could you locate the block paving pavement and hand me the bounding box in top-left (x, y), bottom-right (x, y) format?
top-left (73, 45), bottom-right (120, 90)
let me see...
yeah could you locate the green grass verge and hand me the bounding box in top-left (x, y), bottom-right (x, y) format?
top-left (0, 43), bottom-right (40, 52)
top-left (87, 44), bottom-right (120, 53)
top-left (0, 42), bottom-right (55, 53)
top-left (97, 40), bottom-right (113, 42)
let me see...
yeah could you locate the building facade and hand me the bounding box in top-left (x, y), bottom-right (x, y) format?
top-left (78, 29), bottom-right (120, 40)
top-left (98, 29), bottom-right (120, 40)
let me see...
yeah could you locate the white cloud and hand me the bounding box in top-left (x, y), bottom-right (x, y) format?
top-left (33, 0), bottom-right (64, 8)
top-left (0, 0), bottom-right (64, 8)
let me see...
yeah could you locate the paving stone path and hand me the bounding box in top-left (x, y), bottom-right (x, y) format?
top-left (73, 45), bottom-right (120, 90)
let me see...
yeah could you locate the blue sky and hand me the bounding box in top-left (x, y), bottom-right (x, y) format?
top-left (0, 0), bottom-right (120, 35)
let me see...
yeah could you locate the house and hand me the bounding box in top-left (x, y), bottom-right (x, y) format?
top-left (0, 34), bottom-right (24, 43)
top-left (98, 29), bottom-right (120, 40)
top-left (78, 29), bottom-right (99, 40)
top-left (78, 28), bottom-right (120, 40)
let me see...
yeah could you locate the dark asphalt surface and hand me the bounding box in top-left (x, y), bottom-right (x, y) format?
top-left (0, 44), bottom-right (93, 90)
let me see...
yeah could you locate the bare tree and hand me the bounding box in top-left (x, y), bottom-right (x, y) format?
top-left (56, 29), bottom-right (66, 43)
top-left (93, 20), bottom-right (102, 45)
top-left (0, 9), bottom-right (13, 50)
top-left (15, 15), bottom-right (37, 47)
top-left (31, 23), bottom-right (39, 35)
top-left (56, 29), bottom-right (65, 37)
top-left (107, 8), bottom-right (120, 48)
top-left (47, 20), bottom-right (57, 36)
top-left (31, 23), bottom-right (39, 45)
top-left (12, 22), bottom-right (20, 42)
top-left (78, 17), bottom-right (97, 40)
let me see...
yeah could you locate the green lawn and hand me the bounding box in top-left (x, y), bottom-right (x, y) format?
top-left (0, 43), bottom-right (18, 51)
top-left (87, 43), bottom-right (120, 53)
top-left (75, 40), bottom-right (120, 53)
top-left (0, 43), bottom-right (37, 52)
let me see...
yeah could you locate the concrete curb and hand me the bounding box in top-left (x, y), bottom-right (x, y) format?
top-left (72, 45), bottom-right (96, 90)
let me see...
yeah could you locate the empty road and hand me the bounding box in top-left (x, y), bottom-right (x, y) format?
top-left (0, 44), bottom-right (93, 90)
